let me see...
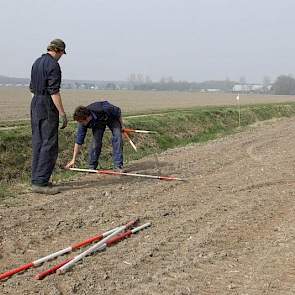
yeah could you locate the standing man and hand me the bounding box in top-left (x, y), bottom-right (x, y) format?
top-left (30, 38), bottom-right (68, 194)
top-left (65, 101), bottom-right (124, 171)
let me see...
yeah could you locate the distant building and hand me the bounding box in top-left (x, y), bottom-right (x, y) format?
top-left (200, 88), bottom-right (221, 92)
top-left (232, 84), bottom-right (265, 93)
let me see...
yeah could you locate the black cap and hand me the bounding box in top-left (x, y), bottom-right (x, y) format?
top-left (47, 39), bottom-right (66, 54)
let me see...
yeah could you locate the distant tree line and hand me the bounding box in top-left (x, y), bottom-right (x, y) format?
top-left (2, 73), bottom-right (295, 95)
top-left (272, 75), bottom-right (295, 95)
top-left (130, 74), bottom-right (295, 95)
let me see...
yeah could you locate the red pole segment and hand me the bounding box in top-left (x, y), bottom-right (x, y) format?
top-left (35, 222), bottom-right (151, 280)
top-left (0, 263), bottom-right (34, 281)
top-left (69, 168), bottom-right (186, 181)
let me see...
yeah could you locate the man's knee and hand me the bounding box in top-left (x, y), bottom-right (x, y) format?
top-left (91, 138), bottom-right (103, 150)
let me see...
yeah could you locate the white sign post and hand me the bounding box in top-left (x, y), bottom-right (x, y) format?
top-left (236, 93), bottom-right (241, 127)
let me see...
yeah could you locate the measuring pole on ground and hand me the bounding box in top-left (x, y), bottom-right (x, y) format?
top-left (236, 93), bottom-right (241, 127)
top-left (69, 168), bottom-right (186, 181)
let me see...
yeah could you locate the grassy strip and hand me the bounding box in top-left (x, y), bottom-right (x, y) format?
top-left (1, 102), bottom-right (295, 198)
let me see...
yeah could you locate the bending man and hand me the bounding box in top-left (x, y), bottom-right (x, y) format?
top-left (65, 101), bottom-right (124, 171)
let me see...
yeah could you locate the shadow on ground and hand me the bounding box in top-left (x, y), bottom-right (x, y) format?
top-left (57, 160), bottom-right (170, 192)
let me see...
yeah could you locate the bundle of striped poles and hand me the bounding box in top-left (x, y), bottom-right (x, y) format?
top-left (69, 167), bottom-right (186, 181)
top-left (37, 223), bottom-right (150, 279)
top-left (0, 219), bottom-right (151, 281)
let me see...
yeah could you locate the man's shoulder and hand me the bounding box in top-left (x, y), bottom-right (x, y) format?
top-left (77, 122), bottom-right (87, 129)
top-left (46, 54), bottom-right (60, 68)
top-left (86, 101), bottom-right (104, 110)
top-left (35, 53), bottom-right (51, 61)
top-left (33, 54), bottom-right (59, 68)
top-left (32, 54), bottom-right (43, 65)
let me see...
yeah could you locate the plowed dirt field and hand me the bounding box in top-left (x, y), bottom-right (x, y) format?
top-left (1, 87), bottom-right (294, 121)
top-left (1, 117), bottom-right (295, 294)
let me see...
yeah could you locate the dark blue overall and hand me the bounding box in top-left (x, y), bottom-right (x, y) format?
top-left (30, 53), bottom-right (61, 186)
top-left (76, 101), bottom-right (123, 169)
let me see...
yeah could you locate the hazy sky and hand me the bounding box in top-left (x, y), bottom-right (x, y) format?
top-left (1, 0), bottom-right (295, 83)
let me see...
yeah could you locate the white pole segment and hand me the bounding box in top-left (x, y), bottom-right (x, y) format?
top-left (131, 222), bottom-right (151, 233)
top-left (130, 130), bottom-right (157, 134)
top-left (33, 247), bottom-right (72, 266)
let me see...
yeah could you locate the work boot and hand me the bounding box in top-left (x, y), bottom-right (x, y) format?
top-left (89, 163), bottom-right (101, 170)
top-left (113, 166), bottom-right (125, 173)
top-left (89, 166), bottom-right (98, 171)
top-left (32, 185), bottom-right (60, 195)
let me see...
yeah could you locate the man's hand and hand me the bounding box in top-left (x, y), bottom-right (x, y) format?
top-left (60, 113), bottom-right (68, 129)
top-left (65, 159), bottom-right (75, 169)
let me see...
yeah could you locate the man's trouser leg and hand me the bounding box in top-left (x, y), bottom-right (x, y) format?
top-left (31, 117), bottom-right (58, 186)
top-left (109, 120), bottom-right (123, 168)
top-left (89, 126), bottom-right (106, 169)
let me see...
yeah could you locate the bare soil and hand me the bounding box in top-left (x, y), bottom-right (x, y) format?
top-left (1, 117), bottom-right (295, 294)
top-left (1, 87), bottom-right (295, 121)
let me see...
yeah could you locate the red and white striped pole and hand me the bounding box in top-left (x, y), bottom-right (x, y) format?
top-left (36, 222), bottom-right (151, 280)
top-left (69, 168), bottom-right (186, 181)
top-left (0, 219), bottom-right (138, 281)
top-left (123, 131), bottom-right (137, 152)
top-left (56, 220), bottom-right (140, 274)
top-left (123, 128), bottom-right (157, 134)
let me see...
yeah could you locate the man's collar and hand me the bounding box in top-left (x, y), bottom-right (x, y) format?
top-left (86, 111), bottom-right (96, 127)
top-left (90, 111), bottom-right (97, 121)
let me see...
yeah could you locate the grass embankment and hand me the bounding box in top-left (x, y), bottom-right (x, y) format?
top-left (1, 103), bottom-right (295, 198)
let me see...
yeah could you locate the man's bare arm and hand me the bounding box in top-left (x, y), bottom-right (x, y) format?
top-left (65, 143), bottom-right (82, 168)
top-left (51, 92), bottom-right (65, 115)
